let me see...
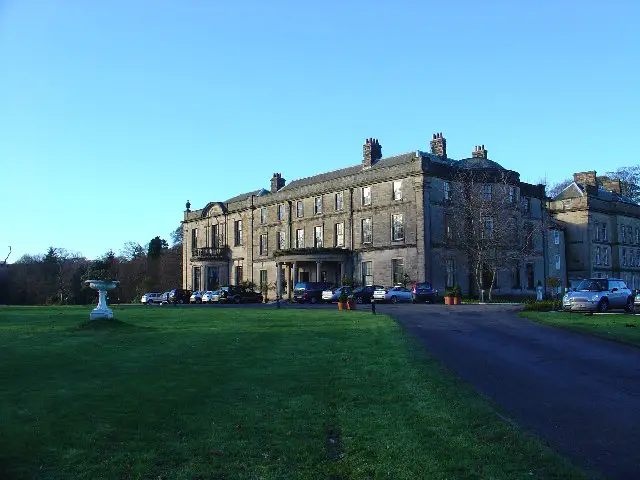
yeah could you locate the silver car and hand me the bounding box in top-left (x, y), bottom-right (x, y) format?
top-left (563, 278), bottom-right (633, 313)
top-left (372, 286), bottom-right (413, 304)
top-left (321, 286), bottom-right (352, 303)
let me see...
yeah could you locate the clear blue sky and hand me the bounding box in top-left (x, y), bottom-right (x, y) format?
top-left (1, 1), bottom-right (638, 262)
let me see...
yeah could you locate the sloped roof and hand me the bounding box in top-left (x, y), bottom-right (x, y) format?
top-left (225, 189), bottom-right (264, 204)
top-left (456, 157), bottom-right (505, 170)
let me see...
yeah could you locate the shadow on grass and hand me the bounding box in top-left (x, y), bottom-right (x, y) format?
top-left (76, 318), bottom-right (152, 332)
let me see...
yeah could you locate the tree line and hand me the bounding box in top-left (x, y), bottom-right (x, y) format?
top-left (0, 228), bottom-right (183, 305)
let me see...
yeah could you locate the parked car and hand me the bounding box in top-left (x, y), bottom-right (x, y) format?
top-left (349, 285), bottom-right (385, 304)
top-left (373, 286), bottom-right (413, 303)
top-left (412, 282), bottom-right (435, 303)
top-left (635, 291), bottom-right (640, 313)
top-left (161, 292), bottom-right (170, 304)
top-left (215, 286), bottom-right (263, 304)
top-left (321, 286), bottom-right (353, 303)
top-left (562, 278), bottom-right (633, 313)
top-left (201, 291), bottom-right (218, 304)
top-left (293, 282), bottom-right (332, 304)
top-left (168, 288), bottom-right (192, 304)
top-left (141, 292), bottom-right (163, 305)
top-left (190, 291), bottom-right (203, 304)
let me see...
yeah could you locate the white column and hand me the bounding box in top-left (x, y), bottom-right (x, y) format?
top-left (286, 263), bottom-right (292, 298)
top-left (276, 262), bottom-right (282, 299)
top-left (293, 261), bottom-right (298, 284)
top-left (316, 261), bottom-right (321, 282)
top-left (340, 262), bottom-right (346, 284)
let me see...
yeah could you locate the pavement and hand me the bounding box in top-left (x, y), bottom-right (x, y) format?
top-left (383, 303), bottom-right (640, 480)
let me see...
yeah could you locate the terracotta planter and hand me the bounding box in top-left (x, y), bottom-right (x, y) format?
top-left (347, 300), bottom-right (356, 310)
top-left (453, 296), bottom-right (460, 305)
top-left (445, 296), bottom-right (453, 305)
top-left (337, 302), bottom-right (346, 311)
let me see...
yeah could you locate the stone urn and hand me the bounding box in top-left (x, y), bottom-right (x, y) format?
top-left (85, 280), bottom-right (120, 320)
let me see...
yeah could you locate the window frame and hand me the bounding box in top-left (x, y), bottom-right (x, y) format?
top-left (361, 261), bottom-right (373, 286)
top-left (296, 201), bottom-right (304, 218)
top-left (483, 184), bottom-right (492, 201)
top-left (392, 180), bottom-right (402, 201)
top-left (553, 230), bottom-right (560, 245)
top-left (314, 197), bottom-right (322, 215)
top-left (361, 218), bottom-right (372, 244)
top-left (234, 220), bottom-right (243, 246)
top-left (392, 258), bottom-right (404, 285)
top-left (259, 233), bottom-right (268, 256)
top-left (295, 228), bottom-right (305, 249)
top-left (444, 181), bottom-right (451, 201)
top-left (335, 222), bottom-right (344, 247)
top-left (335, 192), bottom-right (343, 211)
top-left (391, 213), bottom-right (404, 242)
top-left (277, 231), bottom-right (286, 250)
top-left (362, 186), bottom-right (371, 206)
top-left (314, 225), bottom-right (323, 248)
top-left (277, 204), bottom-right (286, 221)
top-left (260, 206), bottom-right (267, 225)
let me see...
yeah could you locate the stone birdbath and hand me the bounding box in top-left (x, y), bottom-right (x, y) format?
top-left (85, 280), bottom-right (120, 320)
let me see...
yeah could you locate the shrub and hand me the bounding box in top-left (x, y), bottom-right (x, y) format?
top-left (523, 299), bottom-right (562, 312)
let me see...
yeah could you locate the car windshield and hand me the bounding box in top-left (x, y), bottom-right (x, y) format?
top-left (575, 279), bottom-right (608, 292)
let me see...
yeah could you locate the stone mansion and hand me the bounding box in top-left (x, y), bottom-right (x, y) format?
top-left (181, 133), bottom-right (577, 297)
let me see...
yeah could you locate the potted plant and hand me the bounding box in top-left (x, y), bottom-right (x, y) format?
top-left (452, 284), bottom-right (461, 305)
top-left (346, 294), bottom-right (357, 310)
top-left (444, 290), bottom-right (454, 305)
top-left (337, 290), bottom-right (348, 311)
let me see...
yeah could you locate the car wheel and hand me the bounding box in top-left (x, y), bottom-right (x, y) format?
top-left (234, 296), bottom-right (241, 304)
top-left (391, 295), bottom-right (398, 304)
top-left (356, 297), bottom-right (363, 304)
top-left (178, 299), bottom-right (184, 304)
top-left (597, 298), bottom-right (609, 313)
top-left (310, 297), bottom-right (317, 304)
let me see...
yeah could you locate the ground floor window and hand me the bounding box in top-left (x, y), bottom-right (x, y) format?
top-left (362, 261), bottom-right (373, 286)
top-left (235, 265), bottom-right (243, 285)
top-left (193, 267), bottom-right (201, 291)
top-left (259, 269), bottom-right (267, 286)
top-left (392, 259), bottom-right (404, 286)
top-left (206, 266), bottom-right (219, 290)
top-left (526, 263), bottom-right (534, 289)
top-left (446, 259), bottom-right (455, 288)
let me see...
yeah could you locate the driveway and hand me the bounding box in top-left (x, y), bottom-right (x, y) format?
top-left (384, 303), bottom-right (640, 480)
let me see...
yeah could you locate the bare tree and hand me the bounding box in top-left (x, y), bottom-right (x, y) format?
top-left (547, 178), bottom-right (573, 199)
top-left (604, 166), bottom-right (640, 202)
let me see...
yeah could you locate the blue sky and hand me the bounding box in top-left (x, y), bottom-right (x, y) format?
top-left (1, 1), bottom-right (638, 262)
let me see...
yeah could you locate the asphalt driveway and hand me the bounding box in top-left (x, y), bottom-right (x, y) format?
top-left (383, 303), bottom-right (640, 480)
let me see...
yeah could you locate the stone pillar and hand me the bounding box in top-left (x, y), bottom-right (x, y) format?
top-left (340, 262), bottom-right (346, 284)
top-left (286, 263), bottom-right (292, 299)
top-left (293, 261), bottom-right (298, 284)
top-left (316, 261), bottom-right (321, 282)
top-left (276, 262), bottom-right (282, 300)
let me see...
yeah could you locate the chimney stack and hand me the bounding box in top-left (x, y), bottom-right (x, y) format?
top-left (362, 138), bottom-right (382, 169)
top-left (600, 177), bottom-right (622, 194)
top-left (573, 171), bottom-right (597, 187)
top-left (471, 145), bottom-right (488, 159)
top-left (430, 132), bottom-right (447, 157)
top-left (270, 173), bottom-right (286, 193)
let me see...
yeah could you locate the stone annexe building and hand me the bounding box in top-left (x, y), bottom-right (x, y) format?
top-left (182, 133), bottom-right (559, 297)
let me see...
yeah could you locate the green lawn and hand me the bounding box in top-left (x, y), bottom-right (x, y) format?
top-left (0, 306), bottom-right (587, 480)
top-left (521, 311), bottom-right (640, 347)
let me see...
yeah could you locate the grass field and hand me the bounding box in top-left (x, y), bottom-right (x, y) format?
top-left (0, 305), bottom-right (587, 479)
top-left (521, 311), bottom-right (640, 347)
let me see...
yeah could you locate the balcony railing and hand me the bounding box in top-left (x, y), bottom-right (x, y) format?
top-left (191, 246), bottom-right (229, 260)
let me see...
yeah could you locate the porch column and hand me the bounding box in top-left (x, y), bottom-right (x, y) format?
top-left (340, 262), bottom-right (346, 283)
top-left (276, 262), bottom-right (282, 300)
top-left (286, 263), bottom-right (292, 299)
top-left (293, 261), bottom-right (298, 284)
top-left (316, 261), bottom-right (321, 282)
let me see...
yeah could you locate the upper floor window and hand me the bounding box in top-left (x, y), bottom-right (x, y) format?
top-left (555, 254), bottom-right (561, 270)
top-left (596, 247), bottom-right (601, 265)
top-left (445, 214), bottom-right (453, 240)
top-left (622, 248), bottom-right (627, 266)
top-left (483, 184), bottom-right (492, 201)
top-left (335, 222), bottom-right (344, 247)
top-left (446, 259), bottom-right (455, 288)
top-left (629, 226), bottom-right (634, 244)
top-left (211, 224), bottom-right (220, 248)
top-left (314, 197), bottom-right (322, 215)
top-left (277, 204), bottom-right (286, 221)
top-left (553, 230), bottom-right (560, 245)
top-left (314, 226), bottom-right (323, 247)
top-left (509, 186), bottom-right (516, 203)
top-left (602, 223), bottom-right (608, 241)
top-left (621, 225), bottom-right (627, 243)
top-left (595, 222), bottom-right (601, 241)
top-left (392, 214), bottom-right (404, 241)
top-left (259, 234), bottom-right (268, 256)
top-left (277, 231), bottom-right (286, 250)
top-left (296, 201), bottom-right (304, 218)
top-left (234, 220), bottom-right (243, 246)
top-left (444, 181), bottom-right (451, 201)
top-left (296, 228), bottom-right (305, 248)
top-left (260, 207), bottom-right (267, 224)
top-left (604, 247), bottom-right (610, 265)
top-left (192, 228), bottom-right (198, 248)
top-left (523, 197), bottom-right (531, 213)
top-left (361, 218), bottom-right (372, 244)
top-left (335, 192), bottom-right (343, 211)
top-left (362, 186), bottom-right (371, 206)
top-left (637, 250), bottom-right (640, 267)
top-left (636, 228), bottom-right (640, 245)
top-left (393, 181), bottom-right (402, 201)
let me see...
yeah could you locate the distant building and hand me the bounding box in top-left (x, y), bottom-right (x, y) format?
top-left (182, 134), bottom-right (552, 297)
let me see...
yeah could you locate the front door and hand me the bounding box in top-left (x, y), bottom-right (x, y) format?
top-left (300, 271), bottom-right (310, 282)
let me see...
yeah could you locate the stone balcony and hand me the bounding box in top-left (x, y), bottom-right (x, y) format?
top-left (191, 246), bottom-right (230, 262)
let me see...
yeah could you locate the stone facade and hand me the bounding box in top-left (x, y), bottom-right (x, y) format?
top-left (182, 134), bottom-right (553, 297)
top-left (549, 174), bottom-right (640, 289)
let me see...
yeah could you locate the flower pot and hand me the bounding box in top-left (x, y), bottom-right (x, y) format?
top-left (337, 302), bottom-right (346, 311)
top-left (347, 300), bottom-right (356, 310)
top-left (445, 296), bottom-right (453, 305)
top-left (453, 296), bottom-right (460, 305)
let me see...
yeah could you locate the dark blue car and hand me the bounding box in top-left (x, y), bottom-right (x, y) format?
top-left (412, 282), bottom-right (435, 303)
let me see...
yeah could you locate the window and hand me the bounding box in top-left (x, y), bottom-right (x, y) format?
top-left (509, 186), bottom-right (516, 203)
top-left (596, 247), bottom-right (601, 265)
top-left (446, 259), bottom-right (455, 288)
top-left (296, 201), bottom-right (304, 218)
top-left (604, 248), bottom-right (610, 265)
top-left (278, 204), bottom-right (286, 221)
top-left (362, 261), bottom-right (373, 286)
top-left (622, 248), bottom-right (627, 266)
top-left (555, 254), bottom-right (561, 270)
top-left (335, 222), bottom-right (344, 247)
top-left (482, 217), bottom-right (494, 238)
top-left (631, 251), bottom-right (636, 267)
top-left (314, 197), bottom-right (322, 214)
top-left (335, 192), bottom-right (343, 211)
top-left (192, 228), bottom-right (198, 248)
top-left (362, 186), bottom-right (371, 206)
top-left (523, 197), bottom-right (531, 213)
top-left (629, 226), bottom-right (634, 244)
top-left (392, 259), bottom-right (404, 285)
top-left (235, 265), bottom-right (243, 284)
top-left (526, 263), bottom-right (535, 289)
top-left (602, 223), bottom-right (608, 241)
top-left (361, 218), bottom-right (372, 244)
top-left (393, 181), bottom-right (402, 201)
top-left (553, 230), bottom-right (560, 245)
top-left (277, 231), bottom-right (285, 250)
top-left (524, 224), bottom-right (534, 250)
top-left (637, 250), bottom-right (640, 267)
top-left (260, 207), bottom-right (267, 224)
top-left (622, 225), bottom-right (627, 243)
top-left (259, 270), bottom-right (267, 286)
top-left (392, 214), bottom-right (404, 241)
top-left (234, 220), bottom-right (243, 246)
top-left (595, 222), bottom-right (601, 241)
top-left (259, 234), bottom-right (268, 256)
top-left (637, 228), bottom-right (640, 245)
top-left (211, 224), bottom-right (219, 248)
top-left (314, 226), bottom-right (323, 247)
top-left (193, 266), bottom-right (201, 291)
top-left (444, 181), bottom-right (451, 201)
top-left (483, 184), bottom-right (492, 200)
top-left (296, 229), bottom-right (305, 248)
top-left (445, 214), bottom-right (453, 240)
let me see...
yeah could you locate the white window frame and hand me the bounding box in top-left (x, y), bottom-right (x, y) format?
top-left (362, 261), bottom-right (373, 286)
top-left (553, 230), bottom-right (560, 245)
top-left (393, 180), bottom-right (402, 201)
top-left (362, 186), bottom-right (371, 206)
top-left (296, 228), bottom-right (304, 249)
top-left (277, 204), bottom-right (285, 221)
top-left (595, 222), bottom-right (600, 241)
top-left (392, 214), bottom-right (404, 241)
top-left (596, 247), bottom-right (601, 265)
top-left (335, 222), bottom-right (344, 247)
top-left (604, 247), bottom-right (610, 265)
top-left (314, 197), bottom-right (322, 215)
top-left (314, 226), bottom-right (323, 248)
top-left (361, 218), bottom-right (372, 244)
top-left (335, 192), bottom-right (343, 211)
top-left (260, 207), bottom-right (267, 224)
top-left (555, 254), bottom-right (561, 270)
top-left (602, 223), bottom-right (608, 241)
top-left (445, 259), bottom-right (455, 288)
top-left (444, 181), bottom-right (451, 201)
top-left (277, 231), bottom-right (286, 250)
top-left (259, 233), bottom-right (268, 256)
top-left (296, 201), bottom-right (304, 218)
